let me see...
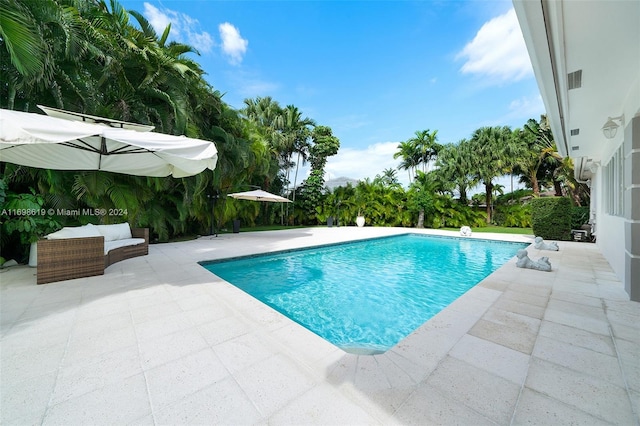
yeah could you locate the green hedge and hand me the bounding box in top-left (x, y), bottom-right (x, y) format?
top-left (571, 206), bottom-right (590, 229)
top-left (530, 197), bottom-right (572, 240)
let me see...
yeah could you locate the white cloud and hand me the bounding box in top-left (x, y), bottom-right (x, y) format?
top-left (144, 3), bottom-right (172, 35)
top-left (456, 8), bottom-right (533, 83)
top-left (493, 94), bottom-right (545, 126)
top-left (324, 142), bottom-right (407, 186)
top-left (142, 2), bottom-right (214, 53)
top-left (219, 22), bottom-right (248, 65)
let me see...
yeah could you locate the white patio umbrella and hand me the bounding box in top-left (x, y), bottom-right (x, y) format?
top-left (38, 105), bottom-right (156, 132)
top-left (228, 189), bottom-right (292, 203)
top-left (0, 108), bottom-right (217, 178)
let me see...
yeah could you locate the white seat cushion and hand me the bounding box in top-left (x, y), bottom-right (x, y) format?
top-left (104, 238), bottom-right (145, 255)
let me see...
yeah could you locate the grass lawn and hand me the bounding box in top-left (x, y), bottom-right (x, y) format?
top-left (442, 225), bottom-right (533, 235)
top-left (166, 224), bottom-right (532, 242)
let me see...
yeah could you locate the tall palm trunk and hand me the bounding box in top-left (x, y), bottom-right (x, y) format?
top-left (417, 208), bottom-right (425, 228)
top-left (485, 181), bottom-right (493, 223)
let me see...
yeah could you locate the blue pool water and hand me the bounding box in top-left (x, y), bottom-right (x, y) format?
top-left (201, 234), bottom-right (527, 353)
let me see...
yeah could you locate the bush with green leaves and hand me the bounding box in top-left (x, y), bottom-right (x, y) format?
top-left (530, 197), bottom-right (572, 240)
top-left (570, 206), bottom-right (590, 229)
top-left (2, 189), bottom-right (61, 244)
top-left (493, 204), bottom-right (532, 228)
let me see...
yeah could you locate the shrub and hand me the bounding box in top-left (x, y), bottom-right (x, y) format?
top-left (570, 206), bottom-right (590, 229)
top-left (530, 197), bottom-right (572, 240)
top-left (493, 204), bottom-right (532, 228)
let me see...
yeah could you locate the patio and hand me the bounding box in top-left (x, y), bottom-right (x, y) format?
top-left (1, 227), bottom-right (638, 425)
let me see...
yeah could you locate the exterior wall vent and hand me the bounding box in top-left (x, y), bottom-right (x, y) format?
top-left (570, 129), bottom-right (580, 136)
top-left (568, 70), bottom-right (582, 89)
top-left (571, 145), bottom-right (580, 151)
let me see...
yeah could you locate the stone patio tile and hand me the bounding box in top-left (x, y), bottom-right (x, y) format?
top-left (511, 272), bottom-right (555, 289)
top-left (51, 344), bottom-right (141, 405)
top-left (213, 332), bottom-right (279, 374)
top-left (145, 348), bottom-right (229, 409)
top-left (346, 353), bottom-right (418, 413)
top-left (64, 325), bottom-right (138, 366)
top-left (500, 288), bottom-right (549, 307)
top-left (393, 383), bottom-right (496, 425)
top-left (533, 335), bottom-right (625, 387)
top-left (197, 314), bottom-right (252, 346)
top-left (449, 334), bottom-right (530, 385)
top-left (547, 299), bottom-right (608, 320)
top-left (425, 355), bottom-right (521, 424)
top-left (183, 302), bottom-right (233, 326)
top-left (544, 307), bottom-right (610, 336)
top-left (478, 277), bottom-right (509, 292)
top-left (493, 297), bottom-right (546, 319)
top-left (134, 311), bottom-right (194, 342)
top-left (1, 323), bottom-right (71, 359)
top-left (604, 299), bottom-right (640, 317)
top-left (271, 321), bottom-right (339, 368)
top-left (464, 285), bottom-right (503, 303)
top-left (468, 318), bottom-right (537, 354)
top-left (482, 307), bottom-right (542, 334)
top-left (269, 384), bottom-right (384, 425)
top-left (326, 353), bottom-right (359, 386)
top-left (0, 371), bottom-right (56, 425)
top-left (43, 373), bottom-right (151, 426)
top-left (227, 295), bottom-right (292, 332)
top-left (606, 309), bottom-right (640, 333)
top-left (615, 339), bottom-right (640, 393)
top-left (233, 353), bottom-right (317, 417)
top-left (609, 320), bottom-right (640, 343)
top-left (74, 296), bottom-right (131, 322)
top-left (9, 307), bottom-right (77, 337)
top-left (538, 320), bottom-right (616, 356)
top-left (550, 290), bottom-right (603, 307)
top-left (525, 358), bottom-right (635, 424)
top-left (71, 309), bottom-right (134, 340)
top-left (172, 292), bottom-right (218, 311)
top-left (129, 300), bottom-right (184, 325)
top-left (513, 388), bottom-right (612, 425)
top-left (126, 285), bottom-right (174, 308)
top-left (152, 376), bottom-right (263, 425)
top-left (137, 327), bottom-right (209, 370)
top-left (420, 304), bottom-right (482, 336)
top-left (391, 328), bottom-right (462, 375)
top-left (507, 281), bottom-right (552, 298)
top-left (445, 292), bottom-right (495, 317)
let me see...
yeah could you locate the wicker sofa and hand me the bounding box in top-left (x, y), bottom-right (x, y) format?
top-left (37, 223), bottom-right (149, 285)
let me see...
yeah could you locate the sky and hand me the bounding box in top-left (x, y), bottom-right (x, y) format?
top-left (119, 0), bottom-right (545, 190)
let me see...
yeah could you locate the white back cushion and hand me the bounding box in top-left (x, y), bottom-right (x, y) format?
top-left (46, 224), bottom-right (102, 239)
top-left (96, 223), bottom-right (132, 242)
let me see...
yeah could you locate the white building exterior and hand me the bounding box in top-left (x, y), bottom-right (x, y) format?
top-left (513, 0), bottom-right (640, 301)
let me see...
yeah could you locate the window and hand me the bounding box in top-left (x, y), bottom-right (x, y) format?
top-left (604, 145), bottom-right (624, 216)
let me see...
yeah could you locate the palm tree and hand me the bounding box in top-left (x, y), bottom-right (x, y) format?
top-left (434, 139), bottom-right (477, 205)
top-left (468, 126), bottom-right (515, 223)
top-left (513, 115), bottom-right (561, 196)
top-left (393, 140), bottom-right (419, 182)
top-left (410, 129), bottom-right (441, 173)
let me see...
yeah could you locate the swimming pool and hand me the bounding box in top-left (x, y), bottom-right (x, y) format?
top-left (201, 234), bottom-right (527, 354)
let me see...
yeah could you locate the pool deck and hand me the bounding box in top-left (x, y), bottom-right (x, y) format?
top-left (1, 227), bottom-right (638, 425)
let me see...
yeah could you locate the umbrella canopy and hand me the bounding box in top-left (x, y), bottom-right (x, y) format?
top-left (38, 105), bottom-right (155, 132)
top-left (228, 189), bottom-right (292, 203)
top-left (0, 108), bottom-right (217, 178)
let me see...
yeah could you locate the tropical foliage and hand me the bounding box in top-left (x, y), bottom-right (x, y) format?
top-left (0, 0), bottom-right (587, 263)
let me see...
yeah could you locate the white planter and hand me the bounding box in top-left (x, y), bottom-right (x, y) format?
top-left (356, 216), bottom-right (365, 227)
top-left (28, 241), bottom-right (37, 267)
